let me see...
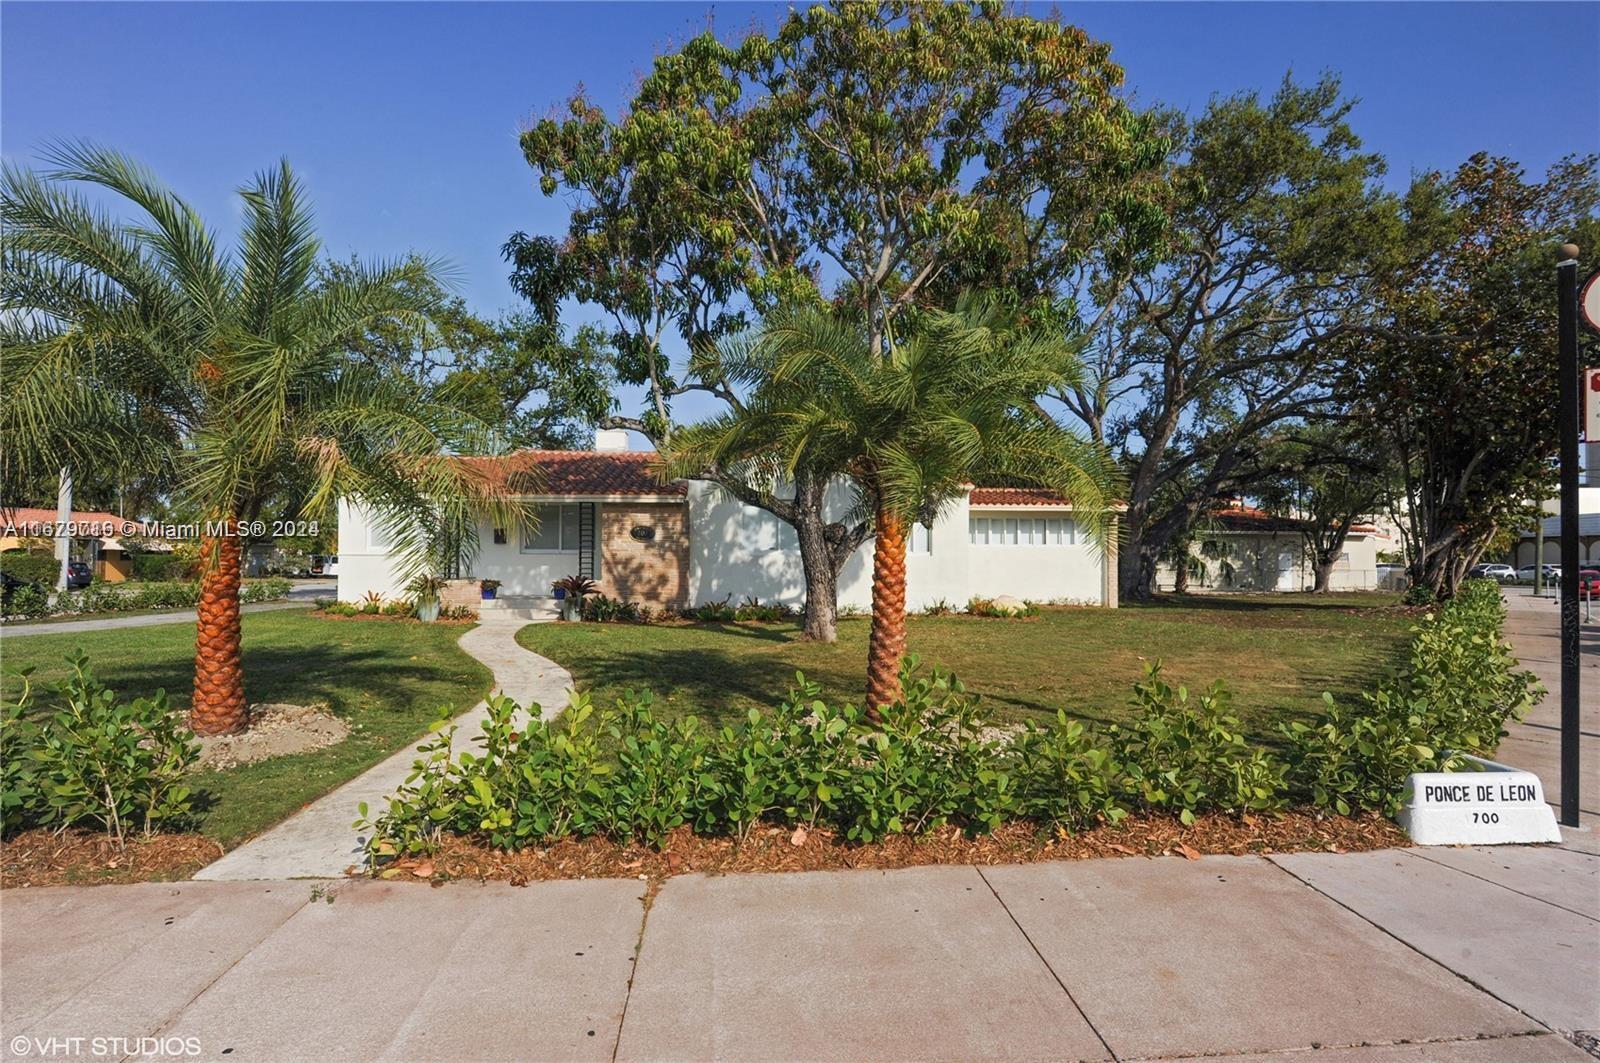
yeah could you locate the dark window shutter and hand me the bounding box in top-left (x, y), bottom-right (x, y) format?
top-left (578, 502), bottom-right (596, 578)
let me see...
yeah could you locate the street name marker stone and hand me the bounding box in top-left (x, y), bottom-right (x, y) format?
top-left (1397, 755), bottom-right (1561, 845)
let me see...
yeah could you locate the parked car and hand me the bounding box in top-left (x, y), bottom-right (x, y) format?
top-left (1516, 564), bottom-right (1561, 584)
top-left (65, 561), bottom-right (92, 588)
top-left (1469, 563), bottom-right (1516, 581)
top-left (1577, 570), bottom-right (1600, 596)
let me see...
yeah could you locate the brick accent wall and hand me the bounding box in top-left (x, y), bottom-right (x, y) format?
top-left (440, 578), bottom-right (481, 615)
top-left (599, 503), bottom-right (689, 610)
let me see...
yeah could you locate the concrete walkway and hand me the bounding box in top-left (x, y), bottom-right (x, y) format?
top-left (193, 616), bottom-right (572, 880)
top-left (1498, 587), bottom-right (1600, 825)
top-left (4, 843), bottom-right (1594, 1061)
top-left (0, 581), bottom-right (335, 638)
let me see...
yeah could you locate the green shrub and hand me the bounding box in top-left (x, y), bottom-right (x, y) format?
top-left (130, 552), bottom-right (188, 581)
top-left (0, 551), bottom-right (58, 587)
top-left (2, 583), bottom-right (50, 621)
top-left (1283, 578), bottom-right (1538, 816)
top-left (357, 579), bottom-right (1534, 859)
top-left (1402, 584), bottom-right (1437, 606)
top-left (967, 596), bottom-right (1039, 618)
top-left (1111, 667), bottom-right (1287, 823)
top-left (687, 596), bottom-right (737, 622)
top-left (584, 594), bottom-right (644, 623)
top-left (733, 596), bottom-right (792, 622)
top-left (240, 577), bottom-right (293, 604)
top-left (2, 656), bottom-right (198, 842)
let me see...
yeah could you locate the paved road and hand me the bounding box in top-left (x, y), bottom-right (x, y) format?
top-left (0, 581), bottom-right (334, 639)
top-left (3, 840), bottom-right (1594, 1062)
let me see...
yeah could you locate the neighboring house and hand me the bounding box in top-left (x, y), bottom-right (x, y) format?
top-left (337, 431), bottom-right (1120, 612)
top-left (0, 506), bottom-right (163, 583)
top-left (1156, 503), bottom-right (1389, 593)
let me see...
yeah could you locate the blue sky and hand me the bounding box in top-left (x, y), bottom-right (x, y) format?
top-left (4, 1), bottom-right (1597, 426)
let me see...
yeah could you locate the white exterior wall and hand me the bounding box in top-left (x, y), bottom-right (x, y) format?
top-left (1154, 529), bottom-right (1387, 593)
top-left (338, 499), bottom-right (595, 603)
top-left (336, 498), bottom-right (408, 602)
top-left (343, 486), bottom-right (1113, 610)
top-left (686, 483), bottom-right (1108, 611)
top-left (963, 508), bottom-right (1109, 605)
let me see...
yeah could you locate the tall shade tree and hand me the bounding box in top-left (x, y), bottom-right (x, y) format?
top-left (511, 0), bottom-right (1165, 642)
top-left (1351, 153), bottom-right (1600, 596)
top-left (1, 145), bottom-right (530, 734)
top-left (664, 300), bottom-right (1120, 714)
top-left (1047, 77), bottom-right (1399, 600)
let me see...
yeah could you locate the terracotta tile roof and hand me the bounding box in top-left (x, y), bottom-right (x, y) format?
top-left (967, 487), bottom-right (1129, 509)
top-left (457, 450), bottom-right (686, 498)
top-left (1210, 505), bottom-right (1377, 535)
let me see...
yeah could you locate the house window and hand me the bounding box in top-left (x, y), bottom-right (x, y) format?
top-left (909, 522), bottom-right (932, 555)
top-left (366, 515), bottom-right (394, 552)
top-left (521, 503), bottom-right (581, 552)
top-left (492, 528), bottom-right (507, 545)
top-left (968, 515), bottom-right (1077, 545)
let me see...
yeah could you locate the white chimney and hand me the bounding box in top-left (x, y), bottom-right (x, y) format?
top-left (593, 428), bottom-right (630, 452)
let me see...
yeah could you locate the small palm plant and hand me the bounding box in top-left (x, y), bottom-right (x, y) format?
top-left (666, 298), bottom-right (1120, 715)
top-left (1, 145), bottom-right (532, 733)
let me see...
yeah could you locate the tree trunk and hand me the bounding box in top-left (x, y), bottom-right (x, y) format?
top-left (1312, 559), bottom-right (1334, 593)
top-left (865, 506), bottom-right (908, 719)
top-left (192, 527), bottom-right (248, 735)
top-left (1173, 557), bottom-right (1191, 594)
top-left (793, 475), bottom-right (839, 642)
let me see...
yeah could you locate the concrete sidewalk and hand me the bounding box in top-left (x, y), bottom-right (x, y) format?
top-left (4, 842), bottom-right (1594, 1062)
top-left (1498, 588), bottom-right (1600, 824)
top-left (0, 581), bottom-right (335, 638)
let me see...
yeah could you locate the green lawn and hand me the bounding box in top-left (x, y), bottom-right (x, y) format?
top-left (2, 612), bottom-right (490, 847)
top-left (517, 593), bottom-right (1415, 742)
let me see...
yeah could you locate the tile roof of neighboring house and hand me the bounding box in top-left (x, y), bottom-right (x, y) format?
top-left (1209, 505), bottom-right (1377, 535)
top-left (0, 507), bottom-right (161, 536)
top-left (457, 450), bottom-right (687, 498)
top-left (967, 487), bottom-right (1128, 509)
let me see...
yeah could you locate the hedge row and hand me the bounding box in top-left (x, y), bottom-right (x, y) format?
top-left (359, 580), bottom-right (1538, 857)
top-left (1, 577), bottom-right (293, 621)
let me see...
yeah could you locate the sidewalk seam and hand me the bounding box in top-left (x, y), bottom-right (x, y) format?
top-left (974, 864), bottom-right (1118, 1062)
top-left (1399, 848), bottom-right (1600, 922)
top-left (609, 887), bottom-right (655, 1063)
top-left (1264, 857), bottom-right (1556, 1036)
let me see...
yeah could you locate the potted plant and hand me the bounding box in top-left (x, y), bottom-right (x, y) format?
top-left (552, 575), bottom-right (597, 621)
top-left (479, 578), bottom-right (501, 601)
top-left (407, 573), bottom-right (446, 622)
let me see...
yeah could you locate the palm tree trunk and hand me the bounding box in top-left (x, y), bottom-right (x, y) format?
top-left (865, 505), bottom-right (908, 719)
top-left (192, 526), bottom-right (248, 735)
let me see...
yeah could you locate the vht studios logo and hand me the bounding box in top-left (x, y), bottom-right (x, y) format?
top-left (8, 1035), bottom-right (202, 1058)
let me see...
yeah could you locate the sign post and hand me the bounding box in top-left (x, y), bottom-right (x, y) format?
top-left (1560, 244), bottom-right (1598, 828)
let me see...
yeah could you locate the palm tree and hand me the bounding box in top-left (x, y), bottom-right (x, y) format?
top-left (2, 144), bottom-right (530, 734)
top-left (666, 299), bottom-right (1120, 715)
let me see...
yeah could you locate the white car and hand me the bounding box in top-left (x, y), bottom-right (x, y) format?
top-left (1470, 563), bottom-right (1516, 581)
top-left (1516, 564), bottom-right (1559, 583)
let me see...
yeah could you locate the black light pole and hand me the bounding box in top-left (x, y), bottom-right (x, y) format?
top-left (1557, 242), bottom-right (1581, 828)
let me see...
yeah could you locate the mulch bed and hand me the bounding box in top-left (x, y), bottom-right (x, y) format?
top-left (378, 812), bottom-right (1408, 887)
top-left (1, 830), bottom-right (223, 888)
top-left (310, 609), bottom-right (474, 625)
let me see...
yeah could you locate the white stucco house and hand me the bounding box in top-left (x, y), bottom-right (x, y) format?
top-left (337, 431), bottom-right (1119, 613)
top-left (1155, 502), bottom-right (1390, 593)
